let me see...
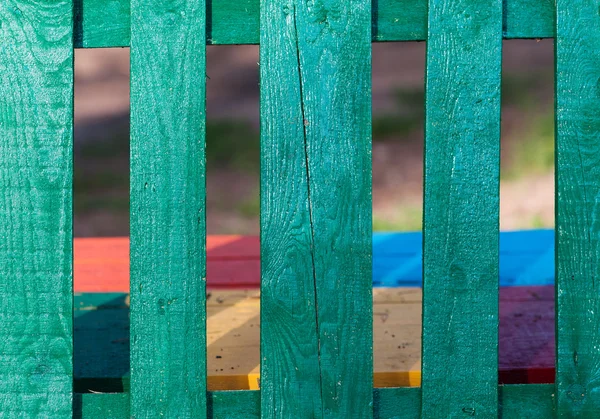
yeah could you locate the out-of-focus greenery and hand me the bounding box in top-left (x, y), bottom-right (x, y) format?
top-left (74, 71), bottom-right (555, 234)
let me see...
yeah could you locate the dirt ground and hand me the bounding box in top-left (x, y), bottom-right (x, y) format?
top-left (74, 40), bottom-right (555, 236)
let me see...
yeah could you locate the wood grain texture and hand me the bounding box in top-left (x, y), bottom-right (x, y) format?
top-left (75, 393), bottom-right (130, 419)
top-left (74, 0), bottom-right (554, 47)
top-left (499, 384), bottom-right (555, 418)
top-left (74, 0), bottom-right (129, 47)
top-left (76, 385), bottom-right (556, 418)
top-left (0, 0), bottom-right (73, 416)
top-left (421, 0), bottom-right (502, 416)
top-left (129, 0), bottom-right (207, 416)
top-left (555, 0), bottom-right (600, 415)
top-left (259, 0), bottom-right (372, 415)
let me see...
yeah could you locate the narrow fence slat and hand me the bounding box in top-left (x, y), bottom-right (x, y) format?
top-left (555, 0), bottom-right (600, 414)
top-left (129, 0), bottom-right (207, 416)
top-left (74, 0), bottom-right (554, 47)
top-left (259, 0), bottom-right (372, 415)
top-left (0, 1), bottom-right (74, 415)
top-left (421, 0), bottom-right (502, 415)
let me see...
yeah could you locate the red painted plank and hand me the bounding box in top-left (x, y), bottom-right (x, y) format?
top-left (74, 236), bottom-right (260, 292)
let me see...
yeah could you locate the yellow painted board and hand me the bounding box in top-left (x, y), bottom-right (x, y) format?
top-left (206, 288), bottom-right (421, 390)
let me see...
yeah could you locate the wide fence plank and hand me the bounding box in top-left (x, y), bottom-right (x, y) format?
top-left (76, 385), bottom-right (556, 418)
top-left (129, 0), bottom-right (207, 416)
top-left (259, 0), bottom-right (373, 415)
top-left (74, 0), bottom-right (553, 47)
top-left (555, 0), bottom-right (600, 415)
top-left (421, 0), bottom-right (502, 416)
top-left (0, 0), bottom-right (74, 416)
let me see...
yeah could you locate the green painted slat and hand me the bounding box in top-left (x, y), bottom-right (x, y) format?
top-left (259, 0), bottom-right (372, 414)
top-left (74, 0), bottom-right (130, 48)
top-left (503, 0), bottom-right (554, 40)
top-left (208, 391), bottom-right (261, 418)
top-left (499, 385), bottom-right (555, 417)
top-left (75, 394), bottom-right (130, 419)
top-left (421, 0), bottom-right (502, 415)
top-left (74, 0), bottom-right (553, 47)
top-left (373, 388), bottom-right (421, 419)
top-left (0, 0), bottom-right (74, 416)
top-left (129, 0), bottom-right (207, 416)
top-left (555, 0), bottom-right (600, 415)
top-left (76, 386), bottom-right (556, 418)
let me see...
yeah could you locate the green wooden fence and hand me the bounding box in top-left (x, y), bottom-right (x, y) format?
top-left (0, 0), bottom-right (594, 417)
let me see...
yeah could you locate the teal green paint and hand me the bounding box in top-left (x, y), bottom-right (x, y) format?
top-left (374, 388), bottom-right (421, 419)
top-left (75, 386), bottom-right (556, 418)
top-left (421, 0), bottom-right (502, 415)
top-left (503, 0), bottom-right (554, 39)
top-left (74, 0), bottom-right (130, 48)
top-left (499, 385), bottom-right (555, 417)
top-left (208, 391), bottom-right (261, 418)
top-left (74, 0), bottom-right (554, 47)
top-left (260, 0), bottom-right (372, 414)
top-left (0, 0), bottom-right (74, 416)
top-left (75, 394), bottom-right (130, 419)
top-left (555, 0), bottom-right (600, 415)
top-left (74, 293), bottom-right (129, 391)
top-left (129, 0), bottom-right (207, 416)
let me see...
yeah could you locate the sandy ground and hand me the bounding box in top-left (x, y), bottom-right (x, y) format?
top-left (73, 40), bottom-right (555, 236)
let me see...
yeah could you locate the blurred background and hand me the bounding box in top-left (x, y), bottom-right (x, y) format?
top-left (74, 40), bottom-right (554, 237)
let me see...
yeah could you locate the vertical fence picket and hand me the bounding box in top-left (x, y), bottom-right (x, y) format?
top-left (259, 0), bottom-right (373, 415)
top-left (555, 0), bottom-right (600, 415)
top-left (0, 1), bottom-right (74, 416)
top-left (421, 0), bottom-right (502, 416)
top-left (129, 0), bottom-right (207, 416)
top-left (0, 0), bottom-right (73, 418)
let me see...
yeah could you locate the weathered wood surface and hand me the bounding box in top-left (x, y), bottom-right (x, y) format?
top-left (74, 0), bottom-right (554, 47)
top-left (0, 0), bottom-right (74, 415)
top-left (259, 0), bottom-right (372, 414)
top-left (421, 0), bottom-right (502, 415)
top-left (75, 385), bottom-right (555, 418)
top-left (129, 0), bottom-right (207, 415)
top-left (555, 0), bottom-right (600, 415)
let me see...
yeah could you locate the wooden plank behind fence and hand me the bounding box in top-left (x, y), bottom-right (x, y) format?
top-left (259, 0), bottom-right (373, 415)
top-left (421, 0), bottom-right (502, 416)
top-left (129, 0), bottom-right (207, 416)
top-left (555, 0), bottom-right (600, 415)
top-left (0, 1), bottom-right (74, 415)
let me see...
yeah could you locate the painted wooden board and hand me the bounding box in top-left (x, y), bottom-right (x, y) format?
top-left (0, 1), bottom-right (74, 415)
top-left (74, 236), bottom-right (261, 292)
top-left (555, 0), bottom-right (600, 415)
top-left (73, 286), bottom-right (556, 391)
top-left (259, 0), bottom-right (372, 414)
top-left (75, 385), bottom-right (556, 419)
top-left (129, 0), bottom-right (207, 416)
top-left (73, 0), bottom-right (554, 47)
top-left (421, 0), bottom-right (502, 415)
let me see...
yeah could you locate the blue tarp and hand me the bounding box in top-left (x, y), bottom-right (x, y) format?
top-left (373, 229), bottom-right (554, 287)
